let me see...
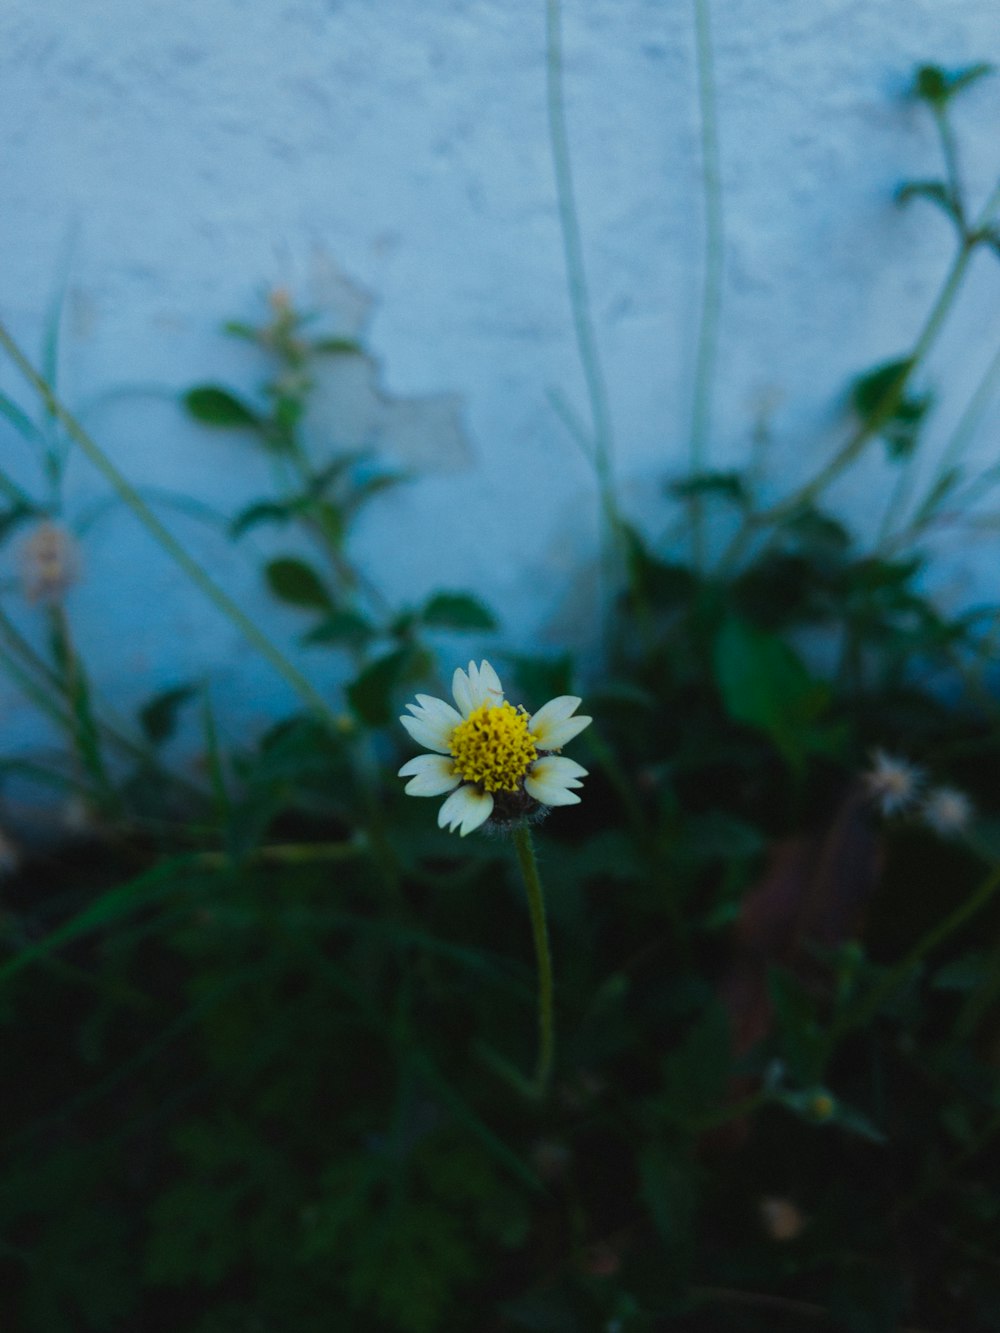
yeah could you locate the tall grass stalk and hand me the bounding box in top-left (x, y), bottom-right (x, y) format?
top-left (544, 0), bottom-right (618, 558)
top-left (689, 0), bottom-right (724, 570)
top-left (0, 319), bottom-right (342, 733)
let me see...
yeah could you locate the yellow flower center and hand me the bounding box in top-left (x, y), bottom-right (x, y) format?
top-left (448, 701), bottom-right (538, 793)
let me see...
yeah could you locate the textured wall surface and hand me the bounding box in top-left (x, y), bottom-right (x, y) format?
top-left (1, 0), bottom-right (999, 765)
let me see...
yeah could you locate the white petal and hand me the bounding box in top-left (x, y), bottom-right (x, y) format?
top-left (536, 755), bottom-right (588, 781)
top-left (529, 695), bottom-right (582, 730)
top-left (536, 715), bottom-right (592, 749)
top-left (398, 754), bottom-right (461, 797)
top-left (529, 696), bottom-right (592, 749)
top-left (475, 660), bottom-right (504, 705)
top-left (524, 754), bottom-right (587, 807)
top-left (452, 660), bottom-right (505, 716)
top-left (437, 784), bottom-right (494, 836)
top-left (400, 711), bottom-right (454, 754)
top-left (451, 665), bottom-right (475, 717)
top-left (408, 694), bottom-right (462, 729)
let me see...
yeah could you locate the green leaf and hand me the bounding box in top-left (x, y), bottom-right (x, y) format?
top-left (507, 652), bottom-right (575, 707)
top-left (221, 319), bottom-right (260, 342)
top-left (350, 1201), bottom-right (476, 1332)
top-left (263, 557), bottom-right (334, 611)
top-left (895, 179), bottom-right (960, 224)
top-left (0, 501), bottom-right (39, 546)
top-left (712, 616), bottom-right (831, 768)
top-left (0, 856), bottom-right (204, 982)
top-left (302, 608), bottom-right (376, 647)
top-left (913, 62), bottom-right (993, 106)
top-left (411, 1052), bottom-right (544, 1193)
top-left (310, 451), bottom-right (371, 494)
top-left (622, 523), bottom-right (698, 607)
top-left (183, 385), bottom-right (261, 429)
top-left (852, 358), bottom-right (913, 418)
top-left (229, 500), bottom-right (293, 539)
top-left (421, 591), bottom-right (498, 632)
top-left (343, 470), bottom-right (405, 515)
top-left (347, 647), bottom-right (416, 727)
top-left (49, 612), bottom-right (113, 800)
top-left (851, 357), bottom-right (930, 460)
top-left (932, 952), bottom-right (987, 992)
top-left (780, 506), bottom-right (852, 556)
top-left (0, 389), bottom-right (42, 442)
top-left (312, 336), bottom-right (365, 356)
top-left (680, 811), bottom-right (766, 864)
top-left (138, 684), bottom-right (197, 746)
top-left (769, 967), bottom-right (827, 1084)
top-left (638, 1138), bottom-right (698, 1267)
top-left (669, 469), bottom-right (750, 507)
top-left (660, 1002), bottom-right (732, 1125)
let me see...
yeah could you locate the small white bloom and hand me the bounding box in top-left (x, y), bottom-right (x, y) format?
top-left (862, 748), bottom-right (924, 816)
top-left (922, 785), bottom-right (973, 838)
top-left (399, 660), bottom-right (592, 836)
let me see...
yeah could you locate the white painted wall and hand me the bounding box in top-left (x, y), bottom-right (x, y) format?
top-left (1, 0), bottom-right (1000, 770)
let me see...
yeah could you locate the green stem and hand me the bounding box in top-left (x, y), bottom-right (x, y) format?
top-left (193, 837), bottom-right (367, 869)
top-left (689, 0), bottom-right (724, 570)
top-left (890, 335), bottom-right (1000, 549)
top-left (0, 320), bottom-right (342, 731)
top-left (933, 105), bottom-right (966, 230)
top-left (891, 1103), bottom-right (1000, 1224)
top-left (545, 0), bottom-right (619, 555)
top-left (832, 862), bottom-right (1000, 1041)
top-left (513, 824), bottom-right (555, 1097)
top-left (781, 237), bottom-right (972, 517)
top-left (18, 606), bottom-right (206, 822)
top-left (953, 891), bottom-right (1000, 1041)
top-left (46, 602), bottom-right (118, 811)
top-left (721, 234), bottom-right (976, 572)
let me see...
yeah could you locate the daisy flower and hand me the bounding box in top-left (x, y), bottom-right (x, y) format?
top-left (398, 660), bottom-right (591, 836)
top-left (921, 785), bottom-right (973, 838)
top-left (862, 748), bottom-right (924, 817)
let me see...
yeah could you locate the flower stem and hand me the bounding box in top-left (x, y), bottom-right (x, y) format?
top-left (831, 861), bottom-right (1000, 1042)
top-left (719, 231), bottom-right (976, 574)
top-left (513, 824), bottom-right (555, 1098)
top-left (0, 318), bottom-right (342, 732)
top-left (544, 0), bottom-right (621, 585)
top-left (689, 0), bottom-right (724, 571)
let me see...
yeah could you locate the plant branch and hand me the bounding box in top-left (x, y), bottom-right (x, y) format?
top-left (545, 0), bottom-right (618, 543)
top-left (0, 320), bottom-right (343, 732)
top-left (513, 823), bottom-right (555, 1097)
top-left (689, 0), bottom-right (724, 569)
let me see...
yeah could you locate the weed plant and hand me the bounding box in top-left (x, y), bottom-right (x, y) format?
top-left (1, 18), bottom-right (1000, 1332)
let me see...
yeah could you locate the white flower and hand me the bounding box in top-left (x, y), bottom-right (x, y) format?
top-left (922, 785), bottom-right (973, 838)
top-left (862, 748), bottom-right (924, 816)
top-left (398, 660), bottom-right (592, 836)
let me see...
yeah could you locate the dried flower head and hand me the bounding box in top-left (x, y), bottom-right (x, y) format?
top-left (862, 748), bottom-right (924, 816)
top-left (759, 1196), bottom-right (806, 1242)
top-left (922, 785), bottom-right (973, 838)
top-left (19, 520), bottom-right (80, 604)
top-left (399, 660), bottom-right (591, 836)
